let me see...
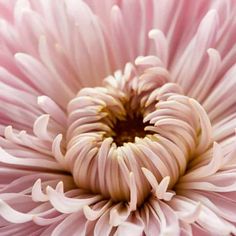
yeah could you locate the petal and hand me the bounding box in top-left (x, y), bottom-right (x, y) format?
top-left (51, 212), bottom-right (87, 236)
top-left (46, 182), bottom-right (102, 214)
top-left (0, 199), bottom-right (34, 223)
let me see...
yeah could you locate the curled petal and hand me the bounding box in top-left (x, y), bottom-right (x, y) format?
top-left (181, 142), bottom-right (223, 181)
top-left (31, 179), bottom-right (49, 202)
top-left (33, 114), bottom-right (52, 141)
top-left (83, 200), bottom-right (112, 221)
top-left (142, 167), bottom-right (158, 191)
top-left (189, 98), bottom-right (212, 154)
top-left (109, 203), bottom-right (130, 227)
top-left (51, 134), bottom-right (69, 170)
top-left (37, 96), bottom-right (67, 126)
top-left (178, 203), bottom-right (202, 224)
top-left (46, 183), bottom-right (102, 214)
top-left (142, 168), bottom-right (174, 201)
top-left (0, 199), bottom-right (34, 223)
top-left (0, 147), bottom-right (62, 170)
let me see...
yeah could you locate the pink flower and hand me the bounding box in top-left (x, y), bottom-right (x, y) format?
top-left (0, 0), bottom-right (236, 235)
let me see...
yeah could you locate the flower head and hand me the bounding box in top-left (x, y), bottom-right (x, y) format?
top-left (0, 0), bottom-right (236, 235)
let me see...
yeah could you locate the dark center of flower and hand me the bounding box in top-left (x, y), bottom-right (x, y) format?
top-left (112, 115), bottom-right (148, 147)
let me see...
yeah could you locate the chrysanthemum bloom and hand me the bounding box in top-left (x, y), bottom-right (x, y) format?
top-left (0, 0), bottom-right (236, 235)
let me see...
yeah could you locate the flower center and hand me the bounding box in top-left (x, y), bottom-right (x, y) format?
top-left (64, 63), bottom-right (212, 207)
top-left (112, 114), bottom-right (149, 146)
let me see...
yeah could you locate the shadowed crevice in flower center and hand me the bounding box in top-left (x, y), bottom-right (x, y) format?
top-left (112, 115), bottom-right (150, 146)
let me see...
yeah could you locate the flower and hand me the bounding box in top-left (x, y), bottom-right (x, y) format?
top-left (0, 0), bottom-right (236, 235)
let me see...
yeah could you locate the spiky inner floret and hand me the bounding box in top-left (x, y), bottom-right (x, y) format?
top-left (65, 62), bottom-right (213, 206)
